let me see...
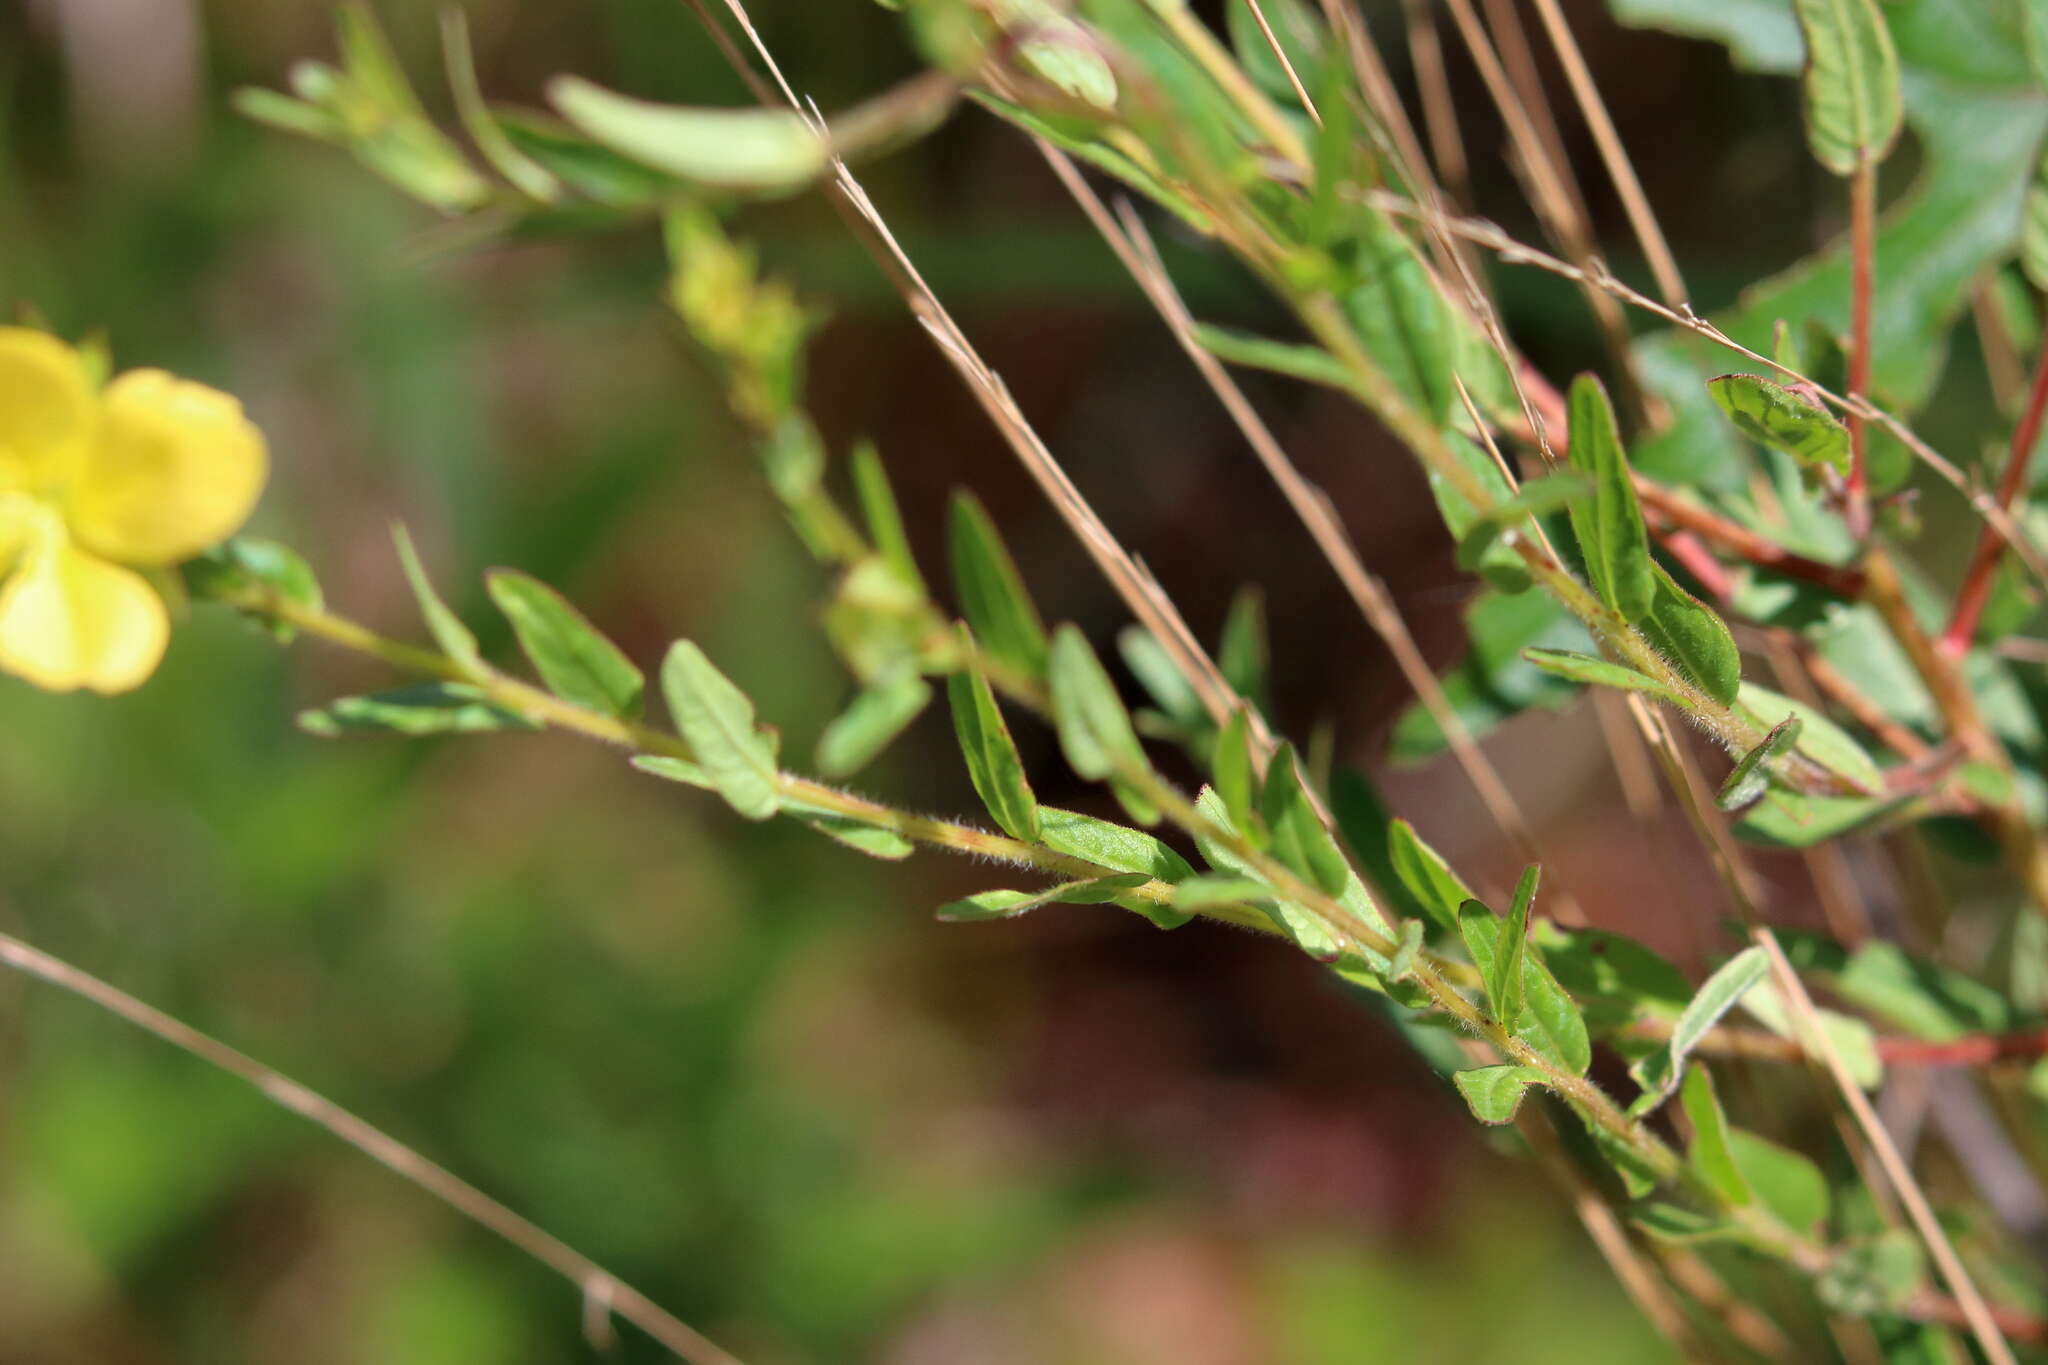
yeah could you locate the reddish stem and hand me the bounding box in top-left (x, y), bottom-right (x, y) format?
top-left (1635, 479), bottom-right (1866, 598)
top-left (1845, 163), bottom-right (1877, 539)
top-left (1942, 348), bottom-right (2048, 655)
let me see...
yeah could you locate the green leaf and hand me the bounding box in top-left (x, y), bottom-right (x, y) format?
top-left (950, 493), bottom-right (1050, 680)
top-left (660, 641), bottom-right (782, 820)
top-left (1218, 586), bottom-right (1271, 714)
top-left (1259, 744), bottom-right (1351, 897)
top-left (786, 809), bottom-right (916, 860)
top-left (2027, 142), bottom-right (2048, 292)
top-left (1120, 627), bottom-right (1206, 733)
top-left (1037, 806), bottom-right (1195, 883)
top-left (936, 872), bottom-right (1153, 922)
top-left (1523, 649), bottom-right (1687, 705)
top-left (1728, 1127), bottom-right (1831, 1231)
top-left (1211, 706), bottom-right (1258, 833)
top-left (392, 524), bottom-right (483, 675)
top-left (1428, 433), bottom-right (1534, 594)
top-left (1718, 715), bottom-right (1804, 812)
top-left (1486, 867), bottom-right (1541, 1028)
top-left (1049, 625), bottom-right (1159, 824)
top-left (1191, 323), bottom-right (1359, 393)
top-left (1736, 682), bottom-right (1885, 795)
top-left (1630, 946), bottom-right (1770, 1113)
top-left (1461, 901), bottom-right (1591, 1074)
top-left (849, 442), bottom-right (927, 597)
top-left (992, 0), bottom-right (1119, 107)
top-left (1224, 0), bottom-right (1330, 102)
top-left (1192, 788), bottom-right (1345, 961)
top-left (1453, 1065), bottom-right (1546, 1124)
top-left (485, 569), bottom-right (644, 719)
top-left (491, 109), bottom-right (672, 207)
top-left (1541, 928), bottom-right (1694, 1035)
top-left (1565, 374), bottom-right (1655, 622)
top-left (1454, 472), bottom-right (1593, 573)
top-left (1639, 564), bottom-right (1742, 705)
top-left (630, 754), bottom-right (713, 789)
top-left (1793, 0), bottom-right (1904, 175)
top-left (183, 537), bottom-right (323, 642)
top-left (1835, 940), bottom-right (2014, 1041)
top-left (547, 76), bottom-right (828, 193)
top-left (1633, 1203), bottom-right (1742, 1243)
top-left (1385, 818), bottom-right (1473, 936)
top-left (440, 10), bottom-right (558, 201)
top-left (1734, 791), bottom-right (1898, 846)
top-left (1680, 1065), bottom-right (1753, 1207)
top-left (298, 683), bottom-right (535, 737)
top-left (1339, 208), bottom-right (1516, 426)
top-left (1329, 770), bottom-right (1436, 929)
top-left (1740, 977), bottom-right (1885, 1088)
top-left (814, 674), bottom-right (931, 777)
top-left (947, 634), bottom-right (1042, 841)
top-left (1817, 1232), bottom-right (1925, 1316)
top-left (1706, 374), bottom-right (1851, 477)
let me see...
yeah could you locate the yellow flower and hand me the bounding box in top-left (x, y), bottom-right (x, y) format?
top-left (0, 328), bottom-right (267, 693)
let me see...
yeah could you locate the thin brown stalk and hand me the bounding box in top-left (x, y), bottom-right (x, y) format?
top-left (696, 0), bottom-right (1253, 744)
top-left (1238, 0), bottom-right (1321, 125)
top-left (1522, 0), bottom-right (1688, 307)
top-left (1438, 0), bottom-right (1645, 415)
top-left (1477, 0), bottom-right (1581, 221)
top-left (1944, 347), bottom-right (2048, 654)
top-left (1056, 158), bottom-right (1575, 918)
top-left (1973, 276), bottom-right (2026, 414)
top-left (1403, 0), bottom-right (1470, 205)
top-left (1656, 1247), bottom-right (1799, 1363)
top-left (1621, 697), bottom-right (2018, 1365)
top-left (0, 930), bottom-right (750, 1365)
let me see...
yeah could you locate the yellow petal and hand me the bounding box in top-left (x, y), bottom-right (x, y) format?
top-left (0, 534), bottom-right (169, 693)
top-left (68, 368), bottom-right (268, 567)
top-left (0, 327), bottom-right (93, 488)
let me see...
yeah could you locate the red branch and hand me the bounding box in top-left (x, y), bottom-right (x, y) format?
top-left (1942, 348), bottom-right (2048, 654)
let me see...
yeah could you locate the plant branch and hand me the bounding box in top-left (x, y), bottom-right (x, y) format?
top-left (0, 930), bottom-right (749, 1365)
top-left (1943, 346), bottom-right (2048, 654)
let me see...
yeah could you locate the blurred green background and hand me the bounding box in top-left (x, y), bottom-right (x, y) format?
top-left (0, 1), bottom-right (1864, 1360)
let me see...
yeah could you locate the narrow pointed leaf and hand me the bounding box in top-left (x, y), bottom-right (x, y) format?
top-left (393, 524), bottom-right (482, 675)
top-left (661, 641), bottom-right (782, 820)
top-left (441, 11), bottom-right (558, 201)
top-left (1211, 706), bottom-right (1257, 833)
top-left (950, 493), bottom-right (1050, 679)
top-left (1386, 818), bottom-right (1473, 935)
top-left (1565, 374), bottom-right (1655, 622)
top-left (948, 633), bottom-right (1042, 841)
top-left (549, 76), bottom-right (828, 192)
top-left (1218, 586), bottom-right (1270, 713)
top-left (299, 683), bottom-right (534, 737)
top-left (936, 872), bottom-right (1154, 923)
top-left (1454, 1065), bottom-right (1546, 1124)
top-left (1036, 807), bottom-right (1194, 883)
top-left (1630, 946), bottom-right (1770, 1113)
top-left (1680, 1065), bottom-right (1753, 1207)
top-left (1260, 744), bottom-right (1351, 896)
top-left (850, 442), bottom-right (926, 596)
top-left (815, 674), bottom-right (931, 777)
top-left (1792, 0), bottom-right (1903, 175)
top-left (1487, 866), bottom-right (1540, 1027)
top-left (1049, 625), bottom-right (1158, 824)
top-left (1191, 323), bottom-right (1358, 393)
top-left (1460, 900), bottom-right (1591, 1074)
top-left (1718, 715), bottom-right (1804, 811)
top-left (1524, 649), bottom-right (1687, 705)
top-left (1455, 472), bottom-right (1592, 571)
top-left (486, 569), bottom-right (644, 719)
